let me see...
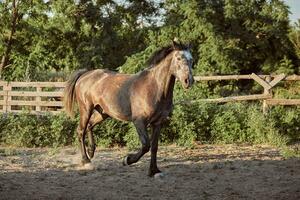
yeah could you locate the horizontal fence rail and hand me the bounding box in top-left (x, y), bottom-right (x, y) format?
top-left (0, 73), bottom-right (299, 114)
top-left (193, 73), bottom-right (300, 113)
top-left (0, 81), bottom-right (65, 114)
top-left (193, 74), bottom-right (300, 81)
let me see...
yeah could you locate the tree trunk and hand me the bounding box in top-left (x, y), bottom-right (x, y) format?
top-left (0, 0), bottom-right (18, 78)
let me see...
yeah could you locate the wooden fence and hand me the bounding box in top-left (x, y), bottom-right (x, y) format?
top-left (0, 73), bottom-right (299, 114)
top-left (0, 81), bottom-right (65, 114)
top-left (192, 73), bottom-right (300, 113)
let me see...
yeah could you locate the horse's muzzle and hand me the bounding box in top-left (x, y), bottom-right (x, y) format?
top-left (183, 76), bottom-right (194, 89)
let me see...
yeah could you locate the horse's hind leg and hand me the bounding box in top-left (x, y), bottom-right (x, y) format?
top-left (86, 110), bottom-right (108, 159)
top-left (77, 106), bottom-right (93, 165)
top-left (86, 125), bottom-right (96, 160)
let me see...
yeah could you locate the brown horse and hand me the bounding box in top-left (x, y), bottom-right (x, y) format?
top-left (63, 40), bottom-right (194, 177)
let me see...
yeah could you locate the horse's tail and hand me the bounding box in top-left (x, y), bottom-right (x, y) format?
top-left (63, 69), bottom-right (88, 118)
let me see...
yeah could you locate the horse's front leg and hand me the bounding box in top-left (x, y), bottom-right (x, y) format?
top-left (148, 123), bottom-right (162, 177)
top-left (123, 119), bottom-right (150, 166)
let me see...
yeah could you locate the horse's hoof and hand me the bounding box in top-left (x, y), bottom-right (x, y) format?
top-left (148, 168), bottom-right (162, 177)
top-left (83, 163), bottom-right (95, 170)
top-left (77, 162), bottom-right (95, 171)
top-left (154, 172), bottom-right (165, 179)
top-left (87, 150), bottom-right (94, 159)
top-left (122, 156), bottom-right (129, 166)
top-left (87, 145), bottom-right (96, 159)
top-left (81, 158), bottom-right (91, 166)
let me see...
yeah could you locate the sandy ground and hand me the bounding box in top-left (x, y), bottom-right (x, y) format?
top-left (0, 144), bottom-right (300, 200)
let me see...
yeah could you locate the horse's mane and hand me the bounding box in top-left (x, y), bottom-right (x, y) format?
top-left (146, 43), bottom-right (188, 68)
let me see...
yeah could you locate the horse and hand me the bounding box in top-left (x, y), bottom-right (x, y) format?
top-left (63, 40), bottom-right (194, 177)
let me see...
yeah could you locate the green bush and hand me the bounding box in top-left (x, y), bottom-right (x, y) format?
top-left (162, 102), bottom-right (216, 147)
top-left (123, 124), bottom-right (140, 150)
top-left (49, 113), bottom-right (78, 147)
top-left (0, 103), bottom-right (299, 150)
top-left (0, 112), bottom-right (77, 147)
top-left (211, 104), bottom-right (245, 144)
top-left (2, 113), bottom-right (42, 147)
top-left (163, 102), bottom-right (294, 148)
top-left (93, 119), bottom-right (128, 148)
top-left (268, 106), bottom-right (300, 143)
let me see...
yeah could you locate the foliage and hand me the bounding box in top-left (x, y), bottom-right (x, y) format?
top-left (92, 118), bottom-right (128, 148)
top-left (0, 0), bottom-right (160, 81)
top-left (0, 1), bottom-right (299, 154)
top-left (0, 112), bottom-right (77, 147)
top-left (120, 0), bottom-right (299, 76)
top-left (211, 104), bottom-right (245, 143)
top-left (0, 103), bottom-right (299, 151)
top-left (123, 124), bottom-right (141, 150)
top-left (166, 104), bottom-right (197, 148)
top-left (1, 0), bottom-right (299, 81)
top-left (289, 19), bottom-right (300, 59)
top-left (268, 106), bottom-right (300, 142)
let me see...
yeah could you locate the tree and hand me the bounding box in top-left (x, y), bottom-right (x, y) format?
top-left (1, 0), bottom-right (298, 81)
top-left (0, 0), bottom-right (24, 77)
top-left (0, 0), bottom-right (160, 80)
top-left (0, 0), bottom-right (50, 80)
top-left (289, 19), bottom-right (300, 59)
top-left (121, 0), bottom-right (299, 76)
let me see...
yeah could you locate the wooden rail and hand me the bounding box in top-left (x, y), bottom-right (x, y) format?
top-left (0, 73), bottom-right (299, 114)
top-left (193, 73), bottom-right (300, 113)
top-left (0, 81), bottom-right (65, 114)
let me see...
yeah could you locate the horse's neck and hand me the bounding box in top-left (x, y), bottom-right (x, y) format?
top-left (149, 55), bottom-right (175, 101)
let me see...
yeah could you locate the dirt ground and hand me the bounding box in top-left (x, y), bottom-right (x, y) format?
top-left (0, 144), bottom-right (299, 200)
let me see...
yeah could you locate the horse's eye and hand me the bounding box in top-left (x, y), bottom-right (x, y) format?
top-left (177, 57), bottom-right (181, 61)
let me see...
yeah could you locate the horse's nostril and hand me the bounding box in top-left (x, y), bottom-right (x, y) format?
top-left (185, 79), bottom-right (189, 85)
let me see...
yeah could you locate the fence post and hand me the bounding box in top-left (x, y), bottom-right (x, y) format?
top-left (36, 86), bottom-right (41, 112)
top-left (2, 82), bottom-right (7, 113)
top-left (263, 76), bottom-right (272, 114)
top-left (3, 82), bottom-right (12, 112)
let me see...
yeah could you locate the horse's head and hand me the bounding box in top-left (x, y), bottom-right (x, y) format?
top-left (170, 40), bottom-right (194, 89)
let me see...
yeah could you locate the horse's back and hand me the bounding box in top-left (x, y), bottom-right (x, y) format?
top-left (75, 69), bottom-right (134, 121)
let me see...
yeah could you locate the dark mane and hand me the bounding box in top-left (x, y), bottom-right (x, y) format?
top-left (146, 43), bottom-right (188, 68)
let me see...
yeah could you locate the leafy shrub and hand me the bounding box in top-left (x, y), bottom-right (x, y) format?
top-left (211, 104), bottom-right (245, 143)
top-left (244, 106), bottom-right (288, 146)
top-left (1, 112), bottom-right (40, 147)
top-left (0, 103), bottom-right (299, 150)
top-left (0, 112), bottom-right (77, 147)
top-left (162, 102), bottom-right (217, 147)
top-left (0, 114), bottom-right (9, 143)
top-left (93, 119), bottom-right (128, 148)
top-left (49, 113), bottom-right (78, 147)
top-left (268, 106), bottom-right (300, 143)
top-left (123, 124), bottom-right (140, 150)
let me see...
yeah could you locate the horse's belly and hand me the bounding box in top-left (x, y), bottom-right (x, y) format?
top-left (106, 111), bottom-right (131, 122)
top-left (106, 109), bottom-right (131, 122)
top-left (94, 96), bottom-right (132, 122)
top-left (92, 74), bottom-right (133, 122)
